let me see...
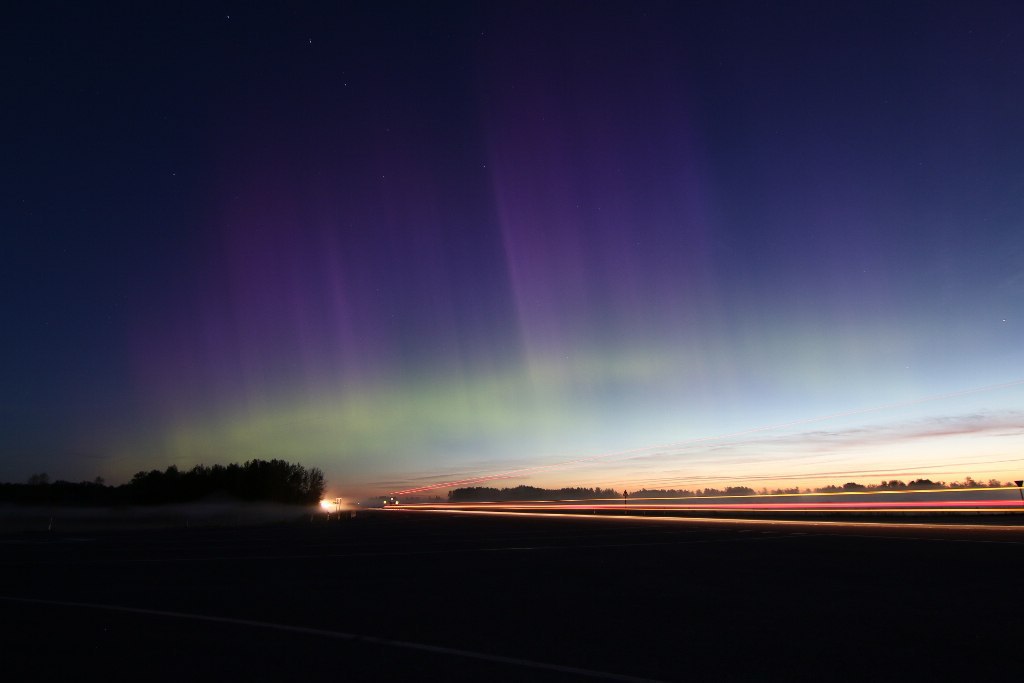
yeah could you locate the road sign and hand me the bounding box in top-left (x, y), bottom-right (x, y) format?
top-left (1015, 480), bottom-right (1023, 487)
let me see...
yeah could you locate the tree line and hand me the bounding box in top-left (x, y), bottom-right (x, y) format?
top-left (601, 478), bottom-right (1017, 498)
top-left (449, 478), bottom-right (1017, 501)
top-left (2, 459), bottom-right (325, 506)
top-left (449, 485), bottom-right (621, 502)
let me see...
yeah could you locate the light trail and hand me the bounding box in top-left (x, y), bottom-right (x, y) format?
top-left (405, 501), bottom-right (1024, 511)
top-left (388, 378), bottom-right (1024, 496)
top-left (399, 499), bottom-right (1024, 509)
top-left (388, 507), bottom-right (1024, 532)
top-left (396, 485), bottom-right (1024, 513)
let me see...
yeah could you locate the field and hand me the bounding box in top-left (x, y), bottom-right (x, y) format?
top-left (3, 509), bottom-right (1023, 681)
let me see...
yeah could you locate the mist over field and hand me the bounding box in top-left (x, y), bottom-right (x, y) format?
top-left (0, 500), bottom-right (321, 534)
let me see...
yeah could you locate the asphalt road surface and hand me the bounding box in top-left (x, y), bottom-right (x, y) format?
top-left (2, 510), bottom-right (1023, 681)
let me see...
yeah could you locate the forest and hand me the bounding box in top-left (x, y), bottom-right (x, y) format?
top-left (2, 460), bottom-right (325, 506)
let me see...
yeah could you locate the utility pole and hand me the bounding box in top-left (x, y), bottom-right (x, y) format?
top-left (1015, 480), bottom-right (1023, 507)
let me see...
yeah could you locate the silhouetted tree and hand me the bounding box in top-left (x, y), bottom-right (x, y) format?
top-left (725, 487), bottom-right (756, 496)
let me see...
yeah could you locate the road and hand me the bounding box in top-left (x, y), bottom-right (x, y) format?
top-left (2, 510), bottom-right (1023, 681)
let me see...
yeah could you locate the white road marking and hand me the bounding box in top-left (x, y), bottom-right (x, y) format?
top-left (0, 595), bottom-right (663, 683)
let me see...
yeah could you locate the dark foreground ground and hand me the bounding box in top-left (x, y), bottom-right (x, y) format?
top-left (2, 510), bottom-right (1023, 682)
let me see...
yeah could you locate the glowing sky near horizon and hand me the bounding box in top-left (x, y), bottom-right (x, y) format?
top-left (3, 3), bottom-right (1023, 496)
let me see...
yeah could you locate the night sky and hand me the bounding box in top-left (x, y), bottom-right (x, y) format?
top-left (4, 1), bottom-right (1023, 497)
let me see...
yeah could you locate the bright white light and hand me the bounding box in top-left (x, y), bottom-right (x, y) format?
top-left (320, 499), bottom-right (335, 511)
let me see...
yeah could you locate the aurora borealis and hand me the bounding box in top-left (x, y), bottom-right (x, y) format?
top-left (4, 2), bottom-right (1023, 497)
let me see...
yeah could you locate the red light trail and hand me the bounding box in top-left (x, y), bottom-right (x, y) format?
top-left (401, 499), bottom-right (1024, 512)
top-left (385, 506), bottom-right (1024, 537)
top-left (393, 485), bottom-right (1024, 515)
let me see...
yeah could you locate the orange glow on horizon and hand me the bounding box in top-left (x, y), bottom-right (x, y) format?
top-left (387, 378), bottom-right (1024, 497)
